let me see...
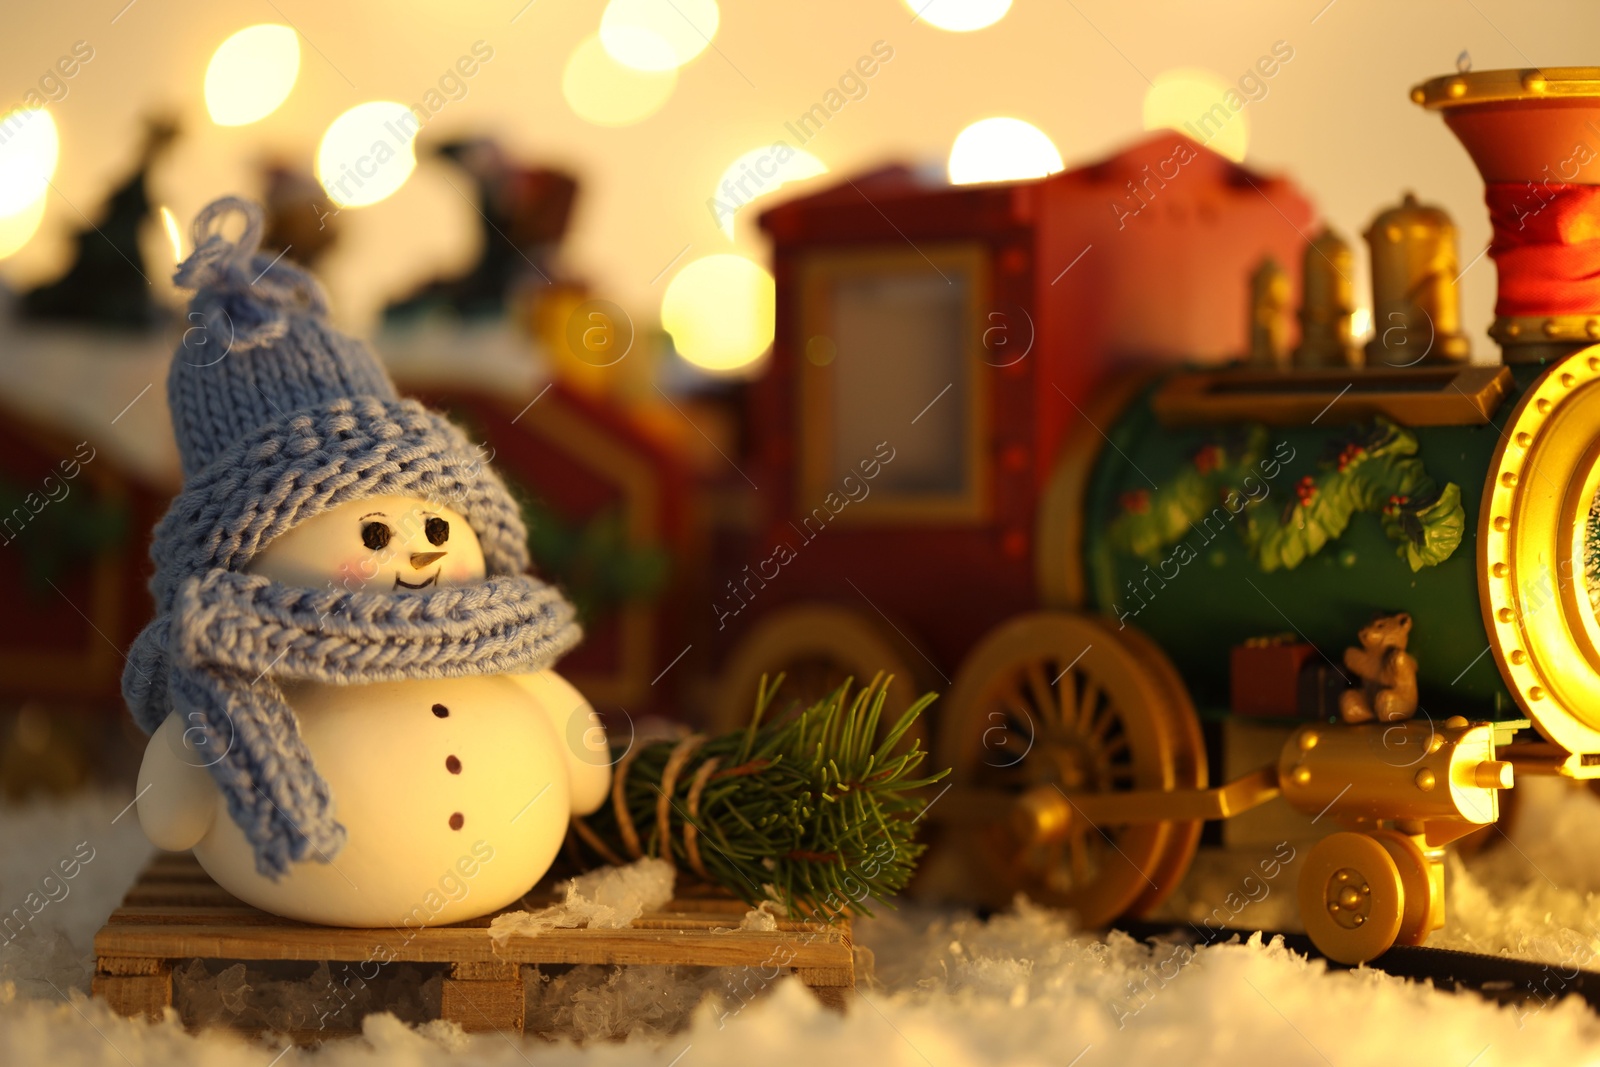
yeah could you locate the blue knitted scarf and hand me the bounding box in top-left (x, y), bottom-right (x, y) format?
top-left (127, 568), bottom-right (579, 877)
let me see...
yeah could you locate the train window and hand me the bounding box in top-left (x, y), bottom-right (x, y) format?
top-left (797, 245), bottom-right (990, 522)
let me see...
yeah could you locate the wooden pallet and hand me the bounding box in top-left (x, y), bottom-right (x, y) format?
top-left (94, 853), bottom-right (853, 1040)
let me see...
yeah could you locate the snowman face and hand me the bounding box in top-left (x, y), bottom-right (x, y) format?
top-left (248, 495), bottom-right (487, 593)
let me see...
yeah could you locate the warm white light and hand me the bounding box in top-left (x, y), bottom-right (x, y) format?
top-left (0, 194), bottom-right (47, 259)
top-left (947, 117), bottom-right (1063, 185)
top-left (0, 109), bottom-right (59, 216)
top-left (600, 0), bottom-right (719, 71)
top-left (563, 34), bottom-right (677, 127)
top-left (205, 24), bottom-right (300, 127)
top-left (661, 254), bottom-right (775, 372)
top-left (1143, 68), bottom-right (1249, 163)
top-left (316, 101), bottom-right (419, 208)
top-left (1350, 307), bottom-right (1373, 339)
top-left (714, 146), bottom-right (827, 239)
top-left (902, 0), bottom-right (1011, 31)
top-left (160, 206), bottom-right (183, 262)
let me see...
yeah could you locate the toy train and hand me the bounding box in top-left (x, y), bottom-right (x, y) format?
top-left (715, 67), bottom-right (1600, 964)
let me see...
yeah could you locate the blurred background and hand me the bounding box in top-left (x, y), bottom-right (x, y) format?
top-left (7, 1), bottom-right (1600, 349)
top-left (0, 0), bottom-right (1595, 797)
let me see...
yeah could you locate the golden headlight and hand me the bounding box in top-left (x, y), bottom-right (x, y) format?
top-left (1482, 346), bottom-right (1600, 754)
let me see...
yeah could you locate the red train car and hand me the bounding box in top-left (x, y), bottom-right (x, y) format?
top-left (702, 132), bottom-right (1316, 728)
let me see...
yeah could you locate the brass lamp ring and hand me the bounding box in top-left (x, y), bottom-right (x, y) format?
top-left (1480, 345), bottom-right (1600, 754)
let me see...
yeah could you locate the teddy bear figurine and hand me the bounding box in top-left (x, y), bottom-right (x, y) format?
top-left (1338, 612), bottom-right (1419, 724)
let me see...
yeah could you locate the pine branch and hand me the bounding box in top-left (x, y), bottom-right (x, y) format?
top-left (575, 674), bottom-right (948, 922)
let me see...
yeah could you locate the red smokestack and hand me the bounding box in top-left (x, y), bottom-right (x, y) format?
top-left (1414, 67), bottom-right (1600, 360)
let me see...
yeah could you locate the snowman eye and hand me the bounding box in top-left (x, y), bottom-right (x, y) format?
top-left (425, 517), bottom-right (449, 546)
top-left (362, 522), bottom-right (391, 551)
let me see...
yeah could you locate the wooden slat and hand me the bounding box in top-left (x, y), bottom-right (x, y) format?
top-left (95, 852), bottom-right (854, 1032)
top-left (96, 922), bottom-right (850, 968)
top-left (441, 974), bottom-right (525, 1034)
top-left (107, 905), bottom-right (839, 940)
top-left (92, 964), bottom-right (171, 1021)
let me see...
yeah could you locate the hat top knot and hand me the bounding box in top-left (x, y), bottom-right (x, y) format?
top-left (174, 196), bottom-right (329, 353)
top-left (165, 195), bottom-right (398, 480)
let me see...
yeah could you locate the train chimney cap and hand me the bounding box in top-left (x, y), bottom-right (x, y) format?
top-left (1411, 66), bottom-right (1600, 109)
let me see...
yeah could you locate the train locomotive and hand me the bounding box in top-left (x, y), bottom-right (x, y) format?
top-left (732, 67), bottom-right (1600, 964)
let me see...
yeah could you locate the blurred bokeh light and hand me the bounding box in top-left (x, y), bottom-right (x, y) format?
top-left (0, 109), bottom-right (59, 216)
top-left (600, 0), bottom-right (719, 71)
top-left (316, 101), bottom-right (418, 208)
top-left (0, 194), bottom-right (46, 260)
top-left (160, 205), bottom-right (183, 262)
top-left (204, 24), bottom-right (301, 127)
top-left (715, 146), bottom-right (827, 238)
top-left (1143, 68), bottom-right (1248, 162)
top-left (947, 117), bottom-right (1062, 185)
top-left (661, 253), bottom-right (775, 372)
top-left (564, 34), bottom-right (677, 127)
top-left (902, 0), bottom-right (1012, 32)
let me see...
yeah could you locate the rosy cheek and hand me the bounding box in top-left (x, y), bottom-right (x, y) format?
top-left (441, 557), bottom-right (480, 586)
top-left (337, 556), bottom-right (386, 587)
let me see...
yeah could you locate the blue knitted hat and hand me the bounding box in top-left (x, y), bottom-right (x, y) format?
top-left (123, 197), bottom-right (581, 876)
top-left (134, 196), bottom-right (541, 633)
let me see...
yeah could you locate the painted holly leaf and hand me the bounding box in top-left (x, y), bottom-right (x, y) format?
top-left (1234, 417), bottom-right (1464, 573)
top-left (1108, 426), bottom-right (1268, 563)
top-left (1386, 481), bottom-right (1464, 571)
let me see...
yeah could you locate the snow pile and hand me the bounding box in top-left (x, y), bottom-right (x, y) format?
top-left (173, 958), bottom-right (445, 1033)
top-left (1433, 776), bottom-right (1600, 964)
top-left (0, 791), bottom-right (154, 998)
top-left (524, 964), bottom-right (738, 1042)
top-left (7, 781), bottom-right (1600, 1062)
top-left (488, 857), bottom-right (675, 944)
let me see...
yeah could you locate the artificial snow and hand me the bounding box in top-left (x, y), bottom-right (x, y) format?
top-left (5, 779), bottom-right (1600, 1063)
top-left (738, 901), bottom-right (783, 932)
top-left (488, 857), bottom-right (676, 943)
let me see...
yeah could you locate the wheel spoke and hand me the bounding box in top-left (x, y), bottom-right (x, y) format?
top-left (999, 692), bottom-right (1038, 748)
top-left (1058, 666), bottom-right (1079, 732)
top-left (1025, 663), bottom-right (1056, 725)
top-left (998, 683), bottom-right (1030, 720)
top-left (1080, 680), bottom-right (1103, 729)
top-left (1070, 832), bottom-right (1092, 884)
top-left (1085, 700), bottom-right (1116, 744)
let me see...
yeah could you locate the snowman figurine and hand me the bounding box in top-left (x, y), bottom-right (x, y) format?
top-left (124, 198), bottom-right (607, 927)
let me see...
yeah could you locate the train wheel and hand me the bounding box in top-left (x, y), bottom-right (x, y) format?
top-left (1298, 831), bottom-right (1406, 963)
top-left (1369, 830), bottom-right (1444, 947)
top-left (708, 603), bottom-right (929, 744)
top-left (936, 612), bottom-right (1206, 928)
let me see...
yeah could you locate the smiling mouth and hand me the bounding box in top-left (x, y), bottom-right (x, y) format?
top-left (394, 569), bottom-right (440, 590)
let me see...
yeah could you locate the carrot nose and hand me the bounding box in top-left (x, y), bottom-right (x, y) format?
top-left (410, 551), bottom-right (446, 569)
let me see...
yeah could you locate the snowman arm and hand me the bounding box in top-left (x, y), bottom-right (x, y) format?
top-left (136, 712), bottom-right (220, 852)
top-left (504, 670), bottom-right (612, 816)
